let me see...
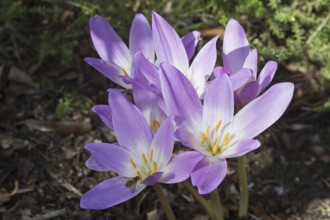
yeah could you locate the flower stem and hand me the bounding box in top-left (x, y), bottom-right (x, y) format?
top-left (182, 180), bottom-right (214, 218)
top-left (210, 188), bottom-right (224, 220)
top-left (237, 155), bottom-right (248, 217)
top-left (153, 183), bottom-right (176, 220)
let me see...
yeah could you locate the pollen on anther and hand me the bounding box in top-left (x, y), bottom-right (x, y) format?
top-left (222, 132), bottom-right (230, 146)
top-left (136, 171), bottom-right (142, 180)
top-left (215, 120), bottom-right (222, 133)
top-left (212, 142), bottom-right (219, 155)
top-left (152, 120), bottom-right (160, 131)
top-left (122, 69), bottom-right (129, 77)
top-left (149, 149), bottom-right (154, 161)
top-left (142, 153), bottom-right (148, 164)
top-left (205, 126), bottom-right (210, 139)
top-left (153, 161), bottom-right (158, 172)
top-left (200, 134), bottom-right (206, 144)
top-left (130, 158), bottom-right (137, 169)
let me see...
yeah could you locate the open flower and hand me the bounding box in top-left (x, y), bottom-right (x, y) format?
top-left (85, 14), bottom-right (201, 89)
top-left (80, 90), bottom-right (202, 209)
top-left (160, 62), bottom-right (294, 194)
top-left (214, 19), bottom-right (278, 106)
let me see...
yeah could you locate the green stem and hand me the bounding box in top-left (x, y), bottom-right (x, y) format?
top-left (237, 155), bottom-right (248, 217)
top-left (210, 188), bottom-right (224, 220)
top-left (153, 183), bottom-right (176, 220)
top-left (182, 180), bottom-right (214, 218)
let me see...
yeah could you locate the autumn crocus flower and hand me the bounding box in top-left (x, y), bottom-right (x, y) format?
top-left (85, 14), bottom-right (201, 89)
top-left (214, 19), bottom-right (278, 106)
top-left (160, 63), bottom-right (294, 194)
top-left (80, 90), bottom-right (202, 209)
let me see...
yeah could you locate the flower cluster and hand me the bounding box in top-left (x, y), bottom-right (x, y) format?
top-left (81, 12), bottom-right (294, 210)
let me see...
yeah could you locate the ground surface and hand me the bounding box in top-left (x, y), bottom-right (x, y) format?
top-left (1, 24), bottom-right (330, 220)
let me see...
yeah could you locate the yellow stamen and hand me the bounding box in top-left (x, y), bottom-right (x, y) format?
top-left (152, 120), bottom-right (160, 131)
top-left (205, 126), bottom-right (210, 139)
top-left (153, 161), bottom-right (158, 172)
top-left (149, 149), bottom-right (154, 161)
top-left (222, 132), bottom-right (230, 146)
top-left (200, 134), bottom-right (206, 144)
top-left (142, 153), bottom-right (147, 164)
top-left (215, 120), bottom-right (222, 133)
top-left (130, 158), bottom-right (137, 169)
top-left (122, 69), bottom-right (129, 77)
top-left (136, 171), bottom-right (142, 180)
top-left (212, 142), bottom-right (219, 155)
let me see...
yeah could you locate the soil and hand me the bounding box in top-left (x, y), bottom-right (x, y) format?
top-left (1, 34), bottom-right (330, 220)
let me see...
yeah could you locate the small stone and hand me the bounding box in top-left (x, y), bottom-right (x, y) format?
top-left (311, 146), bottom-right (325, 156)
top-left (320, 155), bottom-right (330, 163)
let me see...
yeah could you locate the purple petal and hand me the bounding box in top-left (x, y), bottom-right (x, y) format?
top-left (132, 83), bottom-right (166, 128)
top-left (152, 11), bottom-right (189, 74)
top-left (159, 151), bottom-right (204, 184)
top-left (150, 116), bottom-right (174, 170)
top-left (175, 114), bottom-right (203, 150)
top-left (219, 139), bottom-right (261, 159)
top-left (213, 66), bottom-right (228, 78)
top-left (85, 143), bottom-right (135, 176)
top-left (229, 68), bottom-right (252, 90)
top-left (243, 49), bottom-right (258, 78)
top-left (85, 57), bottom-right (130, 88)
top-left (131, 52), bottom-right (160, 93)
top-left (191, 158), bottom-right (227, 194)
top-left (257, 61), bottom-right (278, 94)
top-left (188, 36), bottom-right (219, 97)
top-left (222, 47), bottom-right (250, 74)
top-left (203, 73), bottom-right (233, 131)
top-left (109, 90), bottom-right (153, 153)
top-left (232, 82), bottom-right (294, 141)
top-left (92, 105), bottom-right (113, 129)
top-left (141, 172), bottom-right (163, 185)
top-left (160, 63), bottom-right (202, 121)
top-left (89, 15), bottom-right (131, 69)
top-left (129, 14), bottom-right (154, 63)
top-left (181, 31), bottom-right (201, 61)
top-left (223, 19), bottom-right (249, 54)
top-left (235, 81), bottom-right (259, 106)
top-left (80, 176), bottom-right (145, 210)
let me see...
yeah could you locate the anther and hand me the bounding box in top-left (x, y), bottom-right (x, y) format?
top-left (212, 142), bottom-right (219, 155)
top-left (149, 149), bottom-right (154, 161)
top-left (152, 120), bottom-right (160, 132)
top-left (222, 132), bottom-right (230, 146)
top-left (200, 134), bottom-right (206, 144)
top-left (130, 158), bottom-right (137, 169)
top-left (122, 69), bottom-right (129, 77)
top-left (153, 161), bottom-right (158, 172)
top-left (136, 171), bottom-right (142, 180)
top-left (215, 120), bottom-right (222, 133)
top-left (142, 153), bottom-right (147, 164)
top-left (205, 126), bottom-right (210, 139)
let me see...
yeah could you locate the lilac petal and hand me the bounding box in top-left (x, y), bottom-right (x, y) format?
top-left (223, 18), bottom-right (249, 54)
top-left (203, 73), bottom-right (233, 131)
top-left (129, 14), bottom-right (154, 63)
top-left (160, 63), bottom-right (202, 121)
top-left (236, 81), bottom-right (260, 106)
top-left (222, 47), bottom-right (250, 74)
top-left (141, 172), bottom-right (163, 186)
top-left (229, 68), bottom-right (252, 90)
top-left (131, 52), bottom-right (160, 92)
top-left (152, 11), bottom-right (189, 74)
top-left (175, 114), bottom-right (203, 150)
top-left (132, 83), bottom-right (166, 128)
top-left (85, 57), bottom-right (129, 88)
top-left (91, 105), bottom-right (113, 129)
top-left (159, 151), bottom-right (204, 184)
top-left (219, 139), bottom-right (261, 159)
top-left (243, 49), bottom-right (258, 78)
top-left (213, 66), bottom-right (228, 78)
top-left (80, 176), bottom-right (145, 210)
top-left (109, 90), bottom-right (153, 153)
top-left (232, 82), bottom-right (294, 141)
top-left (89, 15), bottom-right (131, 69)
top-left (181, 31), bottom-right (201, 61)
top-left (85, 143), bottom-right (135, 176)
top-left (257, 61), bottom-right (278, 94)
top-left (150, 116), bottom-right (174, 170)
top-left (188, 36), bottom-right (219, 97)
top-left (191, 158), bottom-right (227, 194)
